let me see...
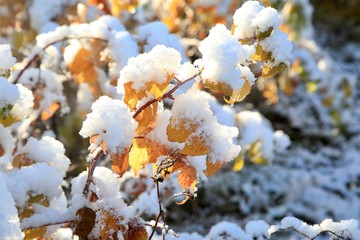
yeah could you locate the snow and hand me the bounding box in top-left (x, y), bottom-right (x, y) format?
top-left (107, 31), bottom-right (139, 78)
top-left (6, 163), bottom-right (63, 207)
top-left (245, 220), bottom-right (269, 239)
top-left (206, 221), bottom-right (250, 240)
top-left (0, 44), bottom-right (16, 71)
top-left (196, 24), bottom-right (254, 91)
top-left (233, 1), bottom-right (264, 39)
top-left (0, 77), bottom-right (19, 109)
top-left (10, 84), bottom-right (34, 120)
top-left (0, 173), bottom-right (23, 240)
top-left (0, 125), bottom-right (14, 165)
top-left (118, 45), bottom-right (182, 92)
top-left (18, 136), bottom-right (70, 176)
top-left (260, 30), bottom-right (293, 66)
top-left (171, 89), bottom-right (240, 163)
top-left (236, 111), bottom-right (290, 163)
top-left (137, 21), bottom-right (187, 60)
top-left (79, 96), bottom-right (137, 154)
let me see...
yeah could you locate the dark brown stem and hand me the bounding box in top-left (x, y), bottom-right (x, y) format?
top-left (148, 181), bottom-right (164, 240)
top-left (14, 36), bottom-right (107, 84)
top-left (133, 72), bottom-right (200, 119)
top-left (83, 151), bottom-right (104, 196)
top-left (22, 219), bottom-right (74, 231)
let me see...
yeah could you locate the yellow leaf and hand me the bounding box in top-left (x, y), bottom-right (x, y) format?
top-left (261, 62), bottom-right (288, 78)
top-left (41, 102), bottom-right (60, 121)
top-left (224, 80), bottom-right (251, 105)
top-left (111, 150), bottom-right (129, 176)
top-left (233, 154), bottom-right (245, 172)
top-left (24, 227), bottom-right (46, 240)
top-left (129, 138), bottom-right (149, 175)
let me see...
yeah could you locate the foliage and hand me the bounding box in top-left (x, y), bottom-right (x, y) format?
top-left (0, 0), bottom-right (359, 239)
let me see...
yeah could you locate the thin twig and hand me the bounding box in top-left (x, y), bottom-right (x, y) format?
top-left (14, 36), bottom-right (107, 83)
top-left (22, 219), bottom-right (75, 231)
top-left (133, 72), bottom-right (200, 119)
top-left (83, 151), bottom-right (104, 196)
top-left (148, 181), bottom-right (164, 240)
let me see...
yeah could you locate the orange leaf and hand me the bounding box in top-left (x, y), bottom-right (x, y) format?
top-left (224, 80), bottom-right (251, 105)
top-left (67, 47), bottom-right (102, 99)
top-left (134, 101), bottom-right (158, 135)
top-left (98, 209), bottom-right (126, 239)
top-left (111, 149), bottom-right (129, 176)
top-left (180, 134), bottom-right (210, 156)
top-left (204, 160), bottom-right (226, 176)
top-left (41, 102), bottom-right (60, 121)
top-left (177, 166), bottom-right (197, 190)
top-left (166, 118), bottom-right (198, 143)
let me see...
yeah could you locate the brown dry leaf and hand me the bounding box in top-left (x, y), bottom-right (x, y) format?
top-left (124, 218), bottom-right (148, 240)
top-left (12, 154), bottom-right (35, 168)
top-left (180, 134), bottom-right (210, 156)
top-left (177, 166), bottom-right (197, 190)
top-left (166, 118), bottom-right (198, 143)
top-left (67, 47), bottom-right (102, 99)
top-left (99, 209), bottom-right (126, 239)
top-left (204, 160), bottom-right (226, 176)
top-left (0, 144), bottom-right (5, 157)
top-left (41, 102), bottom-right (60, 121)
top-left (74, 207), bottom-right (96, 238)
top-left (111, 149), bottom-right (130, 176)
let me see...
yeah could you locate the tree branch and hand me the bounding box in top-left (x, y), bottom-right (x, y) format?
top-left (133, 72), bottom-right (199, 119)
